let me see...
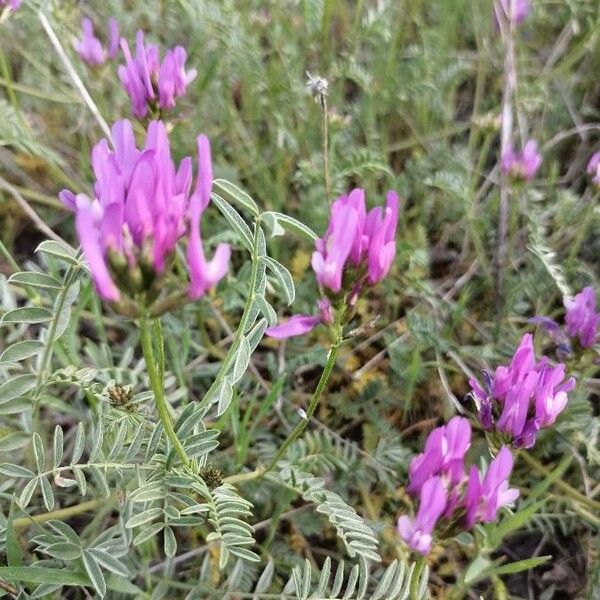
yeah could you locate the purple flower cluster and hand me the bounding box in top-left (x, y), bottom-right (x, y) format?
top-left (397, 417), bottom-right (519, 555)
top-left (76, 18), bottom-right (120, 67)
top-left (312, 189), bottom-right (399, 291)
top-left (469, 334), bottom-right (575, 448)
top-left (587, 152), bottom-right (600, 187)
top-left (266, 188), bottom-right (399, 338)
top-left (501, 139), bottom-right (542, 181)
top-left (59, 120), bottom-right (229, 303)
top-left (118, 31), bottom-right (197, 119)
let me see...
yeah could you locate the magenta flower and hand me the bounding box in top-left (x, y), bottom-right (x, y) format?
top-left (265, 298), bottom-right (333, 339)
top-left (495, 373), bottom-right (537, 440)
top-left (469, 334), bottom-right (575, 447)
top-left (469, 376), bottom-right (493, 429)
top-left (464, 446), bottom-right (519, 528)
top-left (397, 476), bottom-right (447, 556)
top-left (158, 47), bottom-right (195, 111)
top-left (59, 119), bottom-right (229, 303)
top-left (501, 139), bottom-right (542, 181)
top-left (76, 18), bottom-right (120, 67)
top-left (407, 416), bottom-right (471, 496)
top-left (71, 194), bottom-right (120, 301)
top-left (587, 152), bottom-right (600, 187)
top-left (312, 202), bottom-right (359, 293)
top-left (312, 189), bottom-right (399, 291)
top-left (107, 18), bottom-right (120, 58)
top-left (564, 286), bottom-right (600, 348)
top-left (529, 287), bottom-right (599, 356)
top-left (397, 419), bottom-right (521, 554)
top-left (118, 32), bottom-right (160, 119)
top-left (497, 0), bottom-right (530, 26)
top-left (532, 359), bottom-right (572, 428)
top-left (187, 135), bottom-right (231, 299)
top-left (118, 31), bottom-right (197, 119)
top-left (0, 0), bottom-right (21, 10)
top-left (365, 191), bottom-right (399, 284)
top-left (266, 189), bottom-right (398, 339)
top-left (265, 315), bottom-right (323, 339)
top-left (528, 316), bottom-right (561, 336)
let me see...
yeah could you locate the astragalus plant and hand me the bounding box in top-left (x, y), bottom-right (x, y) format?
top-left (0, 1), bottom-right (599, 599)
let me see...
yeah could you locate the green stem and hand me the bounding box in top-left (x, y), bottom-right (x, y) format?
top-left (410, 556), bottom-right (426, 599)
top-left (520, 451), bottom-right (600, 512)
top-left (224, 468), bottom-right (265, 485)
top-left (8, 184), bottom-right (66, 210)
top-left (264, 327), bottom-right (343, 474)
top-left (0, 49), bottom-right (19, 111)
top-left (0, 244), bottom-right (40, 322)
top-left (321, 95), bottom-right (332, 205)
top-left (199, 223), bottom-right (262, 411)
top-left (0, 238), bottom-right (22, 274)
top-left (139, 314), bottom-right (191, 469)
top-left (447, 582), bottom-right (466, 600)
top-left (39, 463), bottom-right (153, 480)
top-left (0, 76), bottom-right (79, 104)
top-left (12, 498), bottom-right (111, 530)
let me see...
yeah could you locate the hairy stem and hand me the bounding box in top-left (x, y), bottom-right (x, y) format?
top-left (493, 0), bottom-right (516, 318)
top-left (264, 327), bottom-right (343, 474)
top-left (12, 498), bottom-right (112, 530)
top-left (0, 176), bottom-right (70, 246)
top-left (39, 463), bottom-right (152, 480)
top-left (0, 238), bottom-right (23, 275)
top-left (410, 556), bottom-right (426, 599)
top-left (321, 95), bottom-right (332, 205)
top-left (0, 47), bottom-right (19, 111)
top-left (139, 314), bottom-right (191, 469)
top-left (224, 468), bottom-right (265, 485)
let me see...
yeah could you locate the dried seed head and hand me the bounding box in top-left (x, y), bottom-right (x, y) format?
top-left (199, 465), bottom-right (223, 490)
top-left (107, 384), bottom-right (134, 410)
top-left (306, 71), bottom-right (329, 102)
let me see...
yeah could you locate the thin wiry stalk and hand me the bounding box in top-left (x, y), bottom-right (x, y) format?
top-left (37, 11), bottom-right (112, 140)
top-left (494, 0), bottom-right (517, 318)
top-left (322, 95), bottom-right (332, 205)
top-left (0, 176), bottom-right (71, 246)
